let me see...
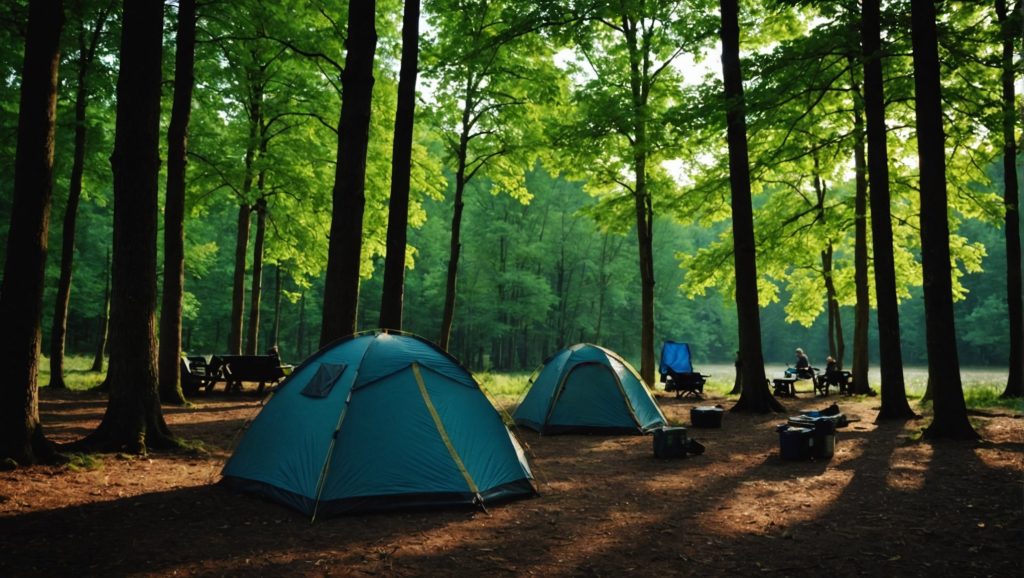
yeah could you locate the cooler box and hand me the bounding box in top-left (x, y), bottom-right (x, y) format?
top-left (653, 426), bottom-right (688, 458)
top-left (777, 425), bottom-right (814, 460)
top-left (788, 415), bottom-right (837, 459)
top-left (690, 405), bottom-right (724, 428)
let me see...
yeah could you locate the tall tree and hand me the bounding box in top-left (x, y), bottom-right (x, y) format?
top-left (996, 0), bottom-right (1022, 398)
top-left (227, 203), bottom-right (250, 353)
top-left (77, 0), bottom-right (176, 453)
top-left (911, 0), bottom-right (977, 439)
top-left (271, 265), bottom-right (282, 347)
top-left (320, 0), bottom-right (377, 345)
top-left (90, 248), bottom-right (110, 372)
top-left (379, 0), bottom-right (421, 331)
top-left (861, 0), bottom-right (914, 419)
top-left (48, 0), bottom-right (112, 390)
top-left (719, 0), bottom-right (780, 413)
top-left (158, 0), bottom-right (197, 403)
top-left (424, 0), bottom-right (554, 351)
top-left (245, 196), bottom-right (266, 354)
top-left (849, 56), bottom-right (871, 394)
top-left (0, 0), bottom-right (64, 465)
top-left (551, 0), bottom-right (714, 385)
top-left (812, 162), bottom-right (845, 365)
top-left (226, 61), bottom-right (263, 355)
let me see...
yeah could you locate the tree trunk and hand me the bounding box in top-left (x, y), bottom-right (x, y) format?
top-left (910, 0), bottom-right (977, 440)
top-left (271, 265), bottom-right (281, 348)
top-left (321, 0), bottom-right (377, 346)
top-left (730, 351), bottom-right (742, 395)
top-left (76, 0), bottom-right (176, 453)
top-left (635, 167), bottom-right (656, 388)
top-left (849, 63), bottom-right (872, 393)
top-left (0, 0), bottom-right (64, 465)
top-left (812, 165), bottom-right (843, 364)
top-left (833, 293), bottom-right (845, 366)
top-left (594, 235), bottom-right (610, 343)
top-left (379, 0), bottom-right (420, 332)
top-left (228, 203), bottom-right (250, 354)
top-left (158, 0), bottom-right (196, 405)
top-left (227, 76), bottom-right (263, 354)
top-left (822, 243), bottom-right (844, 363)
top-left (719, 0), bottom-right (781, 413)
top-left (48, 3), bottom-right (110, 390)
top-left (91, 249), bottom-right (111, 373)
top-left (245, 197), bottom-right (266, 355)
top-left (622, 15), bottom-right (656, 387)
top-left (438, 84), bottom-right (473, 351)
top-left (296, 290), bottom-right (306, 357)
top-left (997, 0), bottom-right (1023, 398)
top-left (861, 0), bottom-right (915, 419)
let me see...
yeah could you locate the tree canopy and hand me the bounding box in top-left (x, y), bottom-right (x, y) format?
top-left (0, 0), bottom-right (1019, 404)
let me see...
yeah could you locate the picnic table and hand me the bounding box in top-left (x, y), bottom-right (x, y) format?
top-left (773, 367), bottom-right (834, 397)
top-left (772, 377), bottom-right (798, 397)
top-left (181, 354), bottom-right (293, 394)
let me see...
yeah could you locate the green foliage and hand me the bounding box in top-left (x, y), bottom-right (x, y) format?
top-left (0, 0), bottom-right (1016, 384)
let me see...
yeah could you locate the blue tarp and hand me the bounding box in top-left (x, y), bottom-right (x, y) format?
top-left (659, 341), bottom-right (694, 375)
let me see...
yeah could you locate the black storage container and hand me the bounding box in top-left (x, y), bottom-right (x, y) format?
top-left (653, 426), bottom-right (688, 458)
top-left (788, 415), bottom-right (837, 459)
top-left (690, 405), bottom-right (724, 428)
top-left (777, 424), bottom-right (814, 460)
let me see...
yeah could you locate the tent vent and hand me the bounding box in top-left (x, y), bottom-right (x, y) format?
top-left (301, 363), bottom-right (347, 398)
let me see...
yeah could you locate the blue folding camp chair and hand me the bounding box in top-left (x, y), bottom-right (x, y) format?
top-left (659, 341), bottom-right (708, 398)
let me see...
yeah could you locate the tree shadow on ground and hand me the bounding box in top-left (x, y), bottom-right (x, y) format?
top-left (6, 390), bottom-right (1019, 577)
top-left (0, 483), bottom-right (465, 577)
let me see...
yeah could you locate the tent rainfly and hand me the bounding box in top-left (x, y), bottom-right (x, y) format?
top-left (512, 343), bottom-right (668, 435)
top-left (222, 332), bottom-right (537, 518)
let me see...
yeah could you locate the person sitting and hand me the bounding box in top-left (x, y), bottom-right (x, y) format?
top-left (822, 355), bottom-right (852, 394)
top-left (825, 356), bottom-right (839, 374)
top-left (793, 347), bottom-right (814, 379)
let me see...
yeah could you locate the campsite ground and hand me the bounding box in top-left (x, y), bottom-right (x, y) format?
top-left (1, 379), bottom-right (1021, 577)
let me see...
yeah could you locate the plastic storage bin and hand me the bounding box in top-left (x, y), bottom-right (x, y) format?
top-left (788, 415), bottom-right (837, 459)
top-left (690, 405), bottom-right (724, 428)
top-left (777, 425), bottom-right (814, 460)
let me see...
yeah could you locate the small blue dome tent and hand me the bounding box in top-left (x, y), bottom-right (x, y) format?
top-left (222, 332), bottom-right (536, 518)
top-left (512, 343), bottom-right (667, 434)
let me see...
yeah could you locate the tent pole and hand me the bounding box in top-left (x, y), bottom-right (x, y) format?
top-left (310, 389), bottom-right (352, 522)
top-left (412, 363), bottom-right (481, 499)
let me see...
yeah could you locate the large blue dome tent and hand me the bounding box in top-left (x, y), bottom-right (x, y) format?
top-left (512, 343), bottom-right (667, 434)
top-left (221, 331), bottom-right (537, 518)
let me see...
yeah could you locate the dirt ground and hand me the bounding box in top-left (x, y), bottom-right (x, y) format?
top-left (1, 385), bottom-right (1021, 577)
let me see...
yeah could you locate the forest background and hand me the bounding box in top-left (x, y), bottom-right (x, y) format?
top-left (0, 0), bottom-right (1019, 376)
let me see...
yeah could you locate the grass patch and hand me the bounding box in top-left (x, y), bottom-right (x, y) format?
top-left (909, 382), bottom-right (1021, 412)
top-left (477, 372), bottom-right (531, 402)
top-left (175, 438), bottom-right (210, 455)
top-left (702, 377), bottom-right (736, 397)
top-left (963, 385), bottom-right (1024, 412)
top-left (65, 453), bottom-right (103, 472)
top-left (38, 355), bottom-right (106, 392)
